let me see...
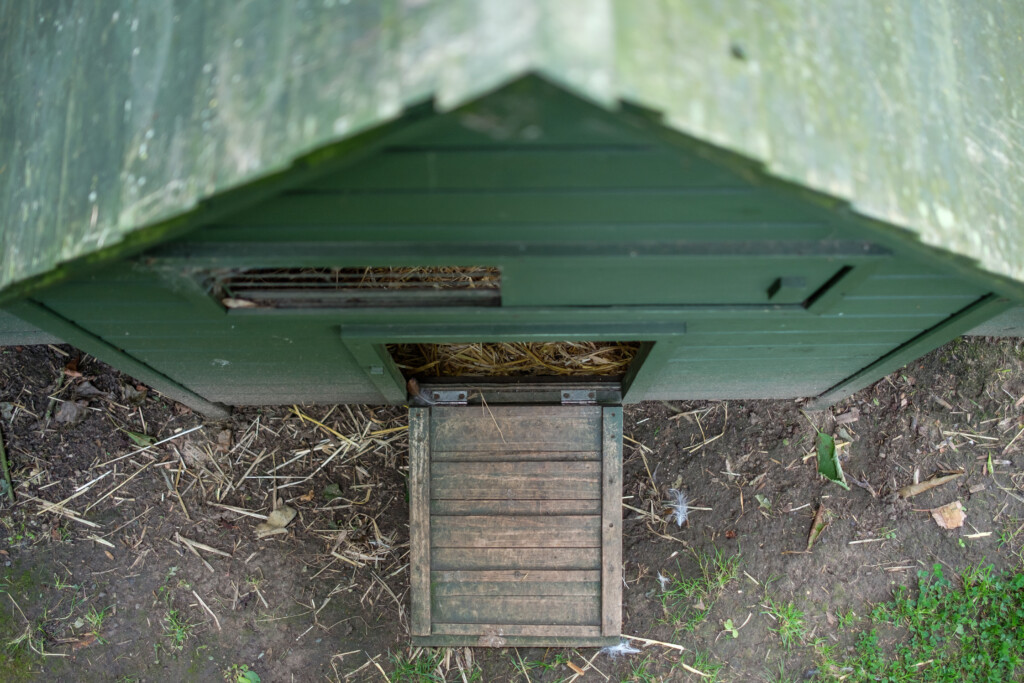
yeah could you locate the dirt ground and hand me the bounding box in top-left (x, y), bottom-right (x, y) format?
top-left (0, 337), bottom-right (1022, 682)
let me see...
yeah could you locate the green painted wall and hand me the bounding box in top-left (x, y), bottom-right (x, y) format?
top-left (25, 81), bottom-right (993, 407)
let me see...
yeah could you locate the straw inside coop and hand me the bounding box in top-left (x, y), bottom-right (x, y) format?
top-left (388, 342), bottom-right (642, 377)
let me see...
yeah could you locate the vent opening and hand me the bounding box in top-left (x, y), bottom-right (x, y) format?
top-left (388, 342), bottom-right (642, 379)
top-left (210, 266), bottom-right (501, 309)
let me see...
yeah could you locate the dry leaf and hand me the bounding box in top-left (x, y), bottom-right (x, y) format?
top-left (806, 505), bottom-right (828, 551)
top-left (298, 490), bottom-right (314, 503)
top-left (104, 550), bottom-right (114, 561)
top-left (255, 505), bottom-right (297, 538)
top-left (72, 633), bottom-right (98, 651)
top-left (898, 472), bottom-right (963, 499)
top-left (931, 501), bottom-right (966, 529)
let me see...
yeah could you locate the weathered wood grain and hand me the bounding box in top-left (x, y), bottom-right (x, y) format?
top-left (431, 515), bottom-right (600, 548)
top-left (432, 570), bottom-right (600, 584)
top-left (431, 450), bottom-right (600, 462)
top-left (431, 499), bottom-right (600, 516)
top-left (431, 547), bottom-right (601, 571)
top-left (412, 633), bottom-right (620, 648)
top-left (601, 407), bottom-right (623, 636)
top-left (430, 461), bottom-right (600, 500)
top-left (432, 581), bottom-right (600, 597)
top-left (408, 408), bottom-right (431, 636)
top-left (431, 405), bottom-right (601, 452)
top-left (432, 595), bottom-right (600, 626)
top-left (430, 624), bottom-right (603, 638)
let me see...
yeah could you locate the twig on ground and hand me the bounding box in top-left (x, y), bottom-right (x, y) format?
top-left (192, 589), bottom-right (222, 631)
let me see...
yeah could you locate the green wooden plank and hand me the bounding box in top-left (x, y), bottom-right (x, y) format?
top-left (225, 188), bottom-right (842, 226)
top-left (503, 258), bottom-right (868, 306)
top-left (853, 275), bottom-right (986, 298)
top-left (811, 295), bottom-right (1014, 407)
top-left (307, 147), bottom-right (748, 191)
top-left (5, 301), bottom-right (230, 419)
top-left (0, 309), bottom-right (62, 345)
top-left (188, 221), bottom-right (840, 244)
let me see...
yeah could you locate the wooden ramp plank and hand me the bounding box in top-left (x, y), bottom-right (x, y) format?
top-left (413, 634), bottom-right (621, 648)
top-left (430, 624), bottom-right (603, 637)
top-left (432, 570), bottom-right (601, 583)
top-left (431, 515), bottom-right (600, 548)
top-left (601, 407), bottom-right (623, 636)
top-left (432, 595), bottom-right (600, 626)
top-left (409, 408), bottom-right (431, 636)
top-left (431, 405), bottom-right (602, 452)
top-left (432, 581), bottom-right (600, 597)
top-left (431, 547), bottom-right (602, 571)
top-left (431, 499), bottom-right (601, 516)
top-left (432, 450), bottom-right (600, 462)
top-left (431, 461), bottom-right (601, 500)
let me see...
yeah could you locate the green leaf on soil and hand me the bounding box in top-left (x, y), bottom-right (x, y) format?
top-left (122, 430), bottom-right (156, 447)
top-left (323, 483), bottom-right (342, 500)
top-left (816, 432), bottom-right (850, 490)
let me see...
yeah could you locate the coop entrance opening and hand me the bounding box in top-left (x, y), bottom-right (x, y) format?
top-left (387, 341), bottom-right (643, 381)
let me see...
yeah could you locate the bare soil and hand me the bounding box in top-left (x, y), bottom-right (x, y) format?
top-left (0, 337), bottom-right (1022, 682)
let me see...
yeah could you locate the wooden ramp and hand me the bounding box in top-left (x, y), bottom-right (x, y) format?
top-left (409, 404), bottom-right (622, 647)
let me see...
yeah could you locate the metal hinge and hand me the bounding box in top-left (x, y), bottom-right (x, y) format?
top-left (425, 389), bottom-right (469, 406)
top-left (560, 389), bottom-right (598, 405)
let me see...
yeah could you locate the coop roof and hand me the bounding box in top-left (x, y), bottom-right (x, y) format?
top-left (2, 2), bottom-right (1024, 299)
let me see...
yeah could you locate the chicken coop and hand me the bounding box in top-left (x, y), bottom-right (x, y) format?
top-left (3, 1), bottom-right (1024, 647)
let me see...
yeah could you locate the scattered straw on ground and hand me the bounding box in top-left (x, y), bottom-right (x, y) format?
top-left (388, 341), bottom-right (641, 377)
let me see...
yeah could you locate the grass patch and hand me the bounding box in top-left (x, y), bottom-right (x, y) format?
top-left (162, 609), bottom-right (196, 651)
top-left (390, 649), bottom-right (481, 683)
top-left (660, 549), bottom-right (741, 632)
top-left (821, 564), bottom-right (1024, 681)
top-left (762, 598), bottom-right (806, 650)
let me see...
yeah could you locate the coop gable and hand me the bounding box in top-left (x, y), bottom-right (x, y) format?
top-left (3, 76), bottom-right (1006, 414)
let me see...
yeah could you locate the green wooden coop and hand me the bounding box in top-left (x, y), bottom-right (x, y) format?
top-left (3, 1), bottom-right (1024, 647)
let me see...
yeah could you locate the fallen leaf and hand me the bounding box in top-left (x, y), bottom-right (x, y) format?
top-left (55, 400), bottom-right (89, 425)
top-left (298, 490), bottom-right (314, 503)
top-left (64, 357), bottom-right (82, 378)
top-left (255, 505), bottom-right (297, 538)
top-left (104, 550), bottom-right (114, 561)
top-left (214, 429), bottom-right (233, 453)
top-left (323, 483), bottom-right (343, 500)
top-left (74, 381), bottom-right (108, 399)
top-left (121, 429), bottom-right (156, 447)
top-left (725, 529), bottom-right (737, 540)
top-left (835, 408), bottom-right (860, 425)
top-left (931, 501), bottom-right (966, 530)
top-left (72, 633), bottom-right (98, 651)
top-left (898, 471), bottom-right (963, 499)
top-left (806, 505), bottom-right (829, 551)
top-left (817, 432), bottom-right (850, 490)
top-left (123, 385), bottom-right (148, 406)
